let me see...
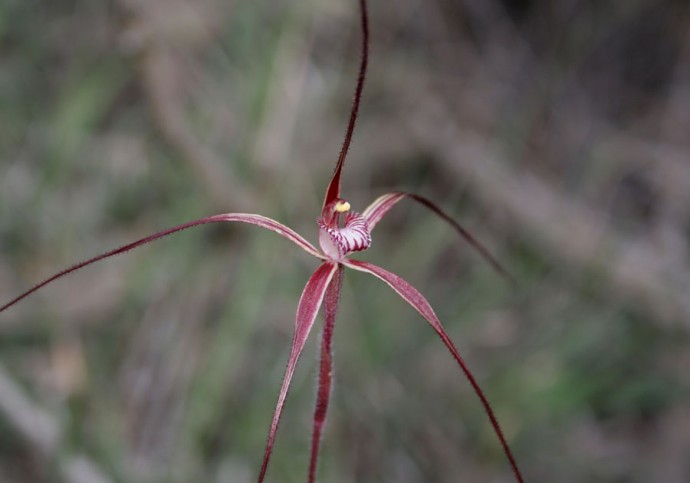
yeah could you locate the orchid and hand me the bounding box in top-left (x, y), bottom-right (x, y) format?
top-left (1, 0), bottom-right (523, 481)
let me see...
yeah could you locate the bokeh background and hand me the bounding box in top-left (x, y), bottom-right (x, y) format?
top-left (1, 0), bottom-right (689, 481)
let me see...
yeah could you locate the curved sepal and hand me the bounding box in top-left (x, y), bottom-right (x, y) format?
top-left (308, 265), bottom-right (343, 483)
top-left (362, 192), bottom-right (515, 285)
top-left (258, 262), bottom-right (338, 482)
top-left (1, 213), bottom-right (323, 314)
top-left (343, 259), bottom-right (524, 483)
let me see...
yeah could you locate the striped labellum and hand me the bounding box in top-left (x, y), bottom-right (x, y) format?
top-left (318, 199), bottom-right (372, 260)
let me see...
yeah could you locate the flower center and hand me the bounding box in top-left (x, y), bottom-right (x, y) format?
top-left (318, 199), bottom-right (371, 260)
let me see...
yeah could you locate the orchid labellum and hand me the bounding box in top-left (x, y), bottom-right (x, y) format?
top-left (1, 0), bottom-right (523, 481)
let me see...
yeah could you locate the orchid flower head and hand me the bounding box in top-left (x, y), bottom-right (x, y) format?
top-left (1, 0), bottom-right (523, 481)
top-left (318, 199), bottom-right (371, 261)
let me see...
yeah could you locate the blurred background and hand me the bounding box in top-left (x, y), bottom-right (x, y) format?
top-left (1, 0), bottom-right (689, 481)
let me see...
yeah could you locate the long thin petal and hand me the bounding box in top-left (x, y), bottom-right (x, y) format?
top-left (1, 213), bottom-right (323, 314)
top-left (322, 0), bottom-right (369, 213)
top-left (258, 262), bottom-right (338, 482)
top-left (343, 259), bottom-right (524, 483)
top-left (362, 192), bottom-right (515, 285)
top-left (308, 265), bottom-right (343, 483)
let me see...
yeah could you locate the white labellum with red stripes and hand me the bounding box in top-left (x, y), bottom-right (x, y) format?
top-left (318, 199), bottom-right (371, 261)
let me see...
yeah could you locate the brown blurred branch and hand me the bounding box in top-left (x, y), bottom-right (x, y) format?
top-left (118, 0), bottom-right (254, 211)
top-left (407, 94), bottom-right (690, 326)
top-left (251, 12), bottom-right (313, 174)
top-left (0, 364), bottom-right (112, 483)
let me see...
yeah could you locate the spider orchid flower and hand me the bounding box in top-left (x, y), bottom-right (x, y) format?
top-left (1, 0), bottom-right (523, 481)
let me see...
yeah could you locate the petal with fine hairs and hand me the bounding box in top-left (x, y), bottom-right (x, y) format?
top-left (343, 258), bottom-right (523, 482)
top-left (258, 261), bottom-right (338, 482)
top-left (362, 192), bottom-right (515, 284)
top-left (1, 213), bottom-right (324, 314)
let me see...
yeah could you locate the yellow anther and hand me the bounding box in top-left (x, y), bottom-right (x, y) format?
top-left (335, 200), bottom-right (351, 213)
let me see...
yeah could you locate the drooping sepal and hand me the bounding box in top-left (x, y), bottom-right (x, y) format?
top-left (308, 265), bottom-right (343, 483)
top-left (343, 259), bottom-right (524, 483)
top-left (0, 213), bottom-right (325, 314)
top-left (258, 262), bottom-right (338, 482)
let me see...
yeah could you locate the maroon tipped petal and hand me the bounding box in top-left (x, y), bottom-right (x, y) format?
top-left (308, 265), bottom-right (343, 483)
top-left (362, 192), bottom-right (516, 285)
top-left (258, 262), bottom-right (338, 482)
top-left (1, 213), bottom-right (323, 314)
top-left (343, 259), bottom-right (524, 483)
top-left (322, 0), bottom-right (369, 214)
